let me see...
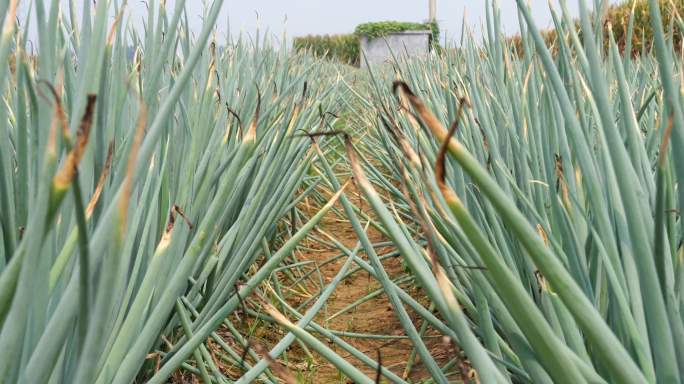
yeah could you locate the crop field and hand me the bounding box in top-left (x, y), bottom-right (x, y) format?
top-left (0, 0), bottom-right (683, 383)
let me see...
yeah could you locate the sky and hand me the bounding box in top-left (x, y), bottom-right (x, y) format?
top-left (18, 1), bottom-right (620, 45)
top-left (212, 0), bottom-right (619, 42)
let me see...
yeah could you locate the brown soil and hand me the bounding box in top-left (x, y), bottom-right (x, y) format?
top-left (173, 186), bottom-right (461, 383)
top-left (264, 189), bottom-right (459, 383)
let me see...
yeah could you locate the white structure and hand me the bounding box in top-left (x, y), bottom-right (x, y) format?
top-left (359, 31), bottom-right (432, 67)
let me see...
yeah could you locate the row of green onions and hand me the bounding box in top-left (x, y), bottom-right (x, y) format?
top-left (346, 0), bottom-right (684, 382)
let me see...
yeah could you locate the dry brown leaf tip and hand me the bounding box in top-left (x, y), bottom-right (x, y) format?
top-left (53, 95), bottom-right (97, 191)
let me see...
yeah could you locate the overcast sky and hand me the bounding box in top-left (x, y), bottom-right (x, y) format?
top-left (216, 0), bottom-right (619, 42)
top-left (19, 1), bottom-right (620, 45)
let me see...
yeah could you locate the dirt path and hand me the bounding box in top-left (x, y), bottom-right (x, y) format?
top-left (280, 188), bottom-right (456, 383)
top-left (175, 190), bottom-right (459, 383)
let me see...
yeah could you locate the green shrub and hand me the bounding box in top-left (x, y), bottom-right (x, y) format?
top-left (293, 34), bottom-right (360, 66)
top-left (354, 20), bottom-right (440, 43)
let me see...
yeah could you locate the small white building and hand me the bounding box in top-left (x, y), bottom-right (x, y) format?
top-left (359, 31), bottom-right (432, 67)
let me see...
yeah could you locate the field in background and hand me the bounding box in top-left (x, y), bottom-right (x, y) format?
top-left (1, 0), bottom-right (684, 383)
